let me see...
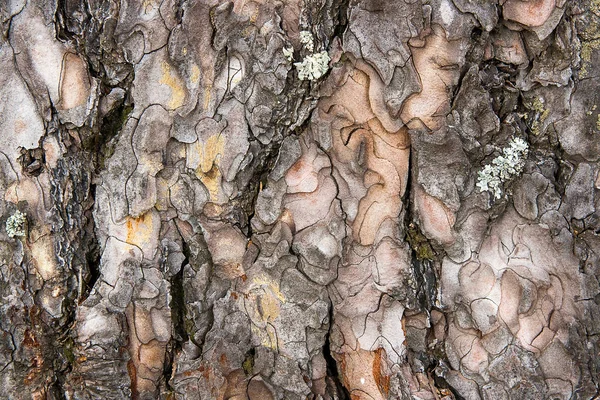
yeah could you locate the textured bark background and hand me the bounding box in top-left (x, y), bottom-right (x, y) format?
top-left (1, 0), bottom-right (600, 399)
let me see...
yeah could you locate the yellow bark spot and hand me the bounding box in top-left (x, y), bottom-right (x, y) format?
top-left (242, 26), bottom-right (254, 37)
top-left (251, 324), bottom-right (279, 350)
top-left (125, 212), bottom-right (155, 249)
top-left (159, 62), bottom-right (185, 109)
top-left (142, 0), bottom-right (155, 14)
top-left (203, 85), bottom-right (212, 110)
top-left (245, 276), bottom-right (286, 350)
top-left (194, 134), bottom-right (224, 200)
top-left (258, 293), bottom-right (280, 321)
top-left (190, 64), bottom-right (201, 84)
top-left (31, 236), bottom-right (58, 281)
top-left (250, 10), bottom-right (258, 24)
top-left (252, 276), bottom-right (286, 303)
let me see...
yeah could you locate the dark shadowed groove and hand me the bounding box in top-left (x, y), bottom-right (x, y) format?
top-left (170, 240), bottom-right (190, 344)
top-left (322, 1), bottom-right (351, 398)
top-left (323, 297), bottom-right (350, 400)
top-left (164, 235), bottom-right (190, 393)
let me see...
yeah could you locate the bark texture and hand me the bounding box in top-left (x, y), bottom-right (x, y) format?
top-left (1, 0), bottom-right (599, 399)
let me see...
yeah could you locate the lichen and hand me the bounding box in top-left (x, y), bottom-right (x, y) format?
top-left (63, 337), bottom-right (76, 364)
top-left (242, 348), bottom-right (255, 376)
top-left (299, 30), bottom-right (314, 52)
top-left (579, 39), bottom-right (600, 78)
top-left (6, 210), bottom-right (26, 238)
top-left (531, 97), bottom-right (544, 113)
top-left (526, 98), bottom-right (550, 136)
top-left (406, 223), bottom-right (435, 261)
top-left (476, 137), bottom-right (529, 200)
top-left (287, 30), bottom-right (330, 81)
top-left (294, 51), bottom-right (330, 81)
top-left (283, 47), bottom-right (294, 62)
top-left (530, 98), bottom-right (549, 121)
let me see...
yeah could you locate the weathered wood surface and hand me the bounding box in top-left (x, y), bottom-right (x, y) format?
top-left (0, 0), bottom-right (599, 399)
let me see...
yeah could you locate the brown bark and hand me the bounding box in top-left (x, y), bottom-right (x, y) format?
top-left (0, 0), bottom-right (599, 399)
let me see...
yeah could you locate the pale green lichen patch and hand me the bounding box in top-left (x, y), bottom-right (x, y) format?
top-left (299, 31), bottom-right (314, 52)
top-left (579, 38), bottom-right (600, 78)
top-left (287, 30), bottom-right (330, 81)
top-left (525, 97), bottom-right (549, 136)
top-left (295, 51), bottom-right (330, 81)
top-left (6, 210), bottom-right (26, 238)
top-left (283, 47), bottom-right (294, 62)
top-left (477, 137), bottom-right (529, 199)
top-left (584, 105), bottom-right (600, 131)
top-left (578, 10), bottom-right (600, 78)
top-left (530, 97), bottom-right (548, 119)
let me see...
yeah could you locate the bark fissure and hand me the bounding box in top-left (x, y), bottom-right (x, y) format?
top-left (323, 301), bottom-right (351, 400)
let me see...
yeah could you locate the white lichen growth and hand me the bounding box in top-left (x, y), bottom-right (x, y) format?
top-left (283, 47), bottom-right (294, 62)
top-left (6, 210), bottom-right (26, 238)
top-left (294, 51), bottom-right (331, 81)
top-left (285, 30), bottom-right (330, 81)
top-left (299, 30), bottom-right (315, 52)
top-left (476, 137), bottom-right (529, 199)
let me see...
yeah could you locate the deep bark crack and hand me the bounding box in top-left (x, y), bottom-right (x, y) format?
top-left (323, 297), bottom-right (350, 400)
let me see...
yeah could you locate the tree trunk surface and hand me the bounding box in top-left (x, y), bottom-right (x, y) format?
top-left (0, 0), bottom-right (599, 399)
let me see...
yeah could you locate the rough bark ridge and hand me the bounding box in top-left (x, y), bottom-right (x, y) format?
top-left (0, 0), bottom-right (599, 399)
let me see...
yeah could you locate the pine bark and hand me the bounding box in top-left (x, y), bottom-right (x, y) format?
top-left (0, 0), bottom-right (599, 399)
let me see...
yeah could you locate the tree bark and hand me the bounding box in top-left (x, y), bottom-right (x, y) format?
top-left (1, 0), bottom-right (599, 399)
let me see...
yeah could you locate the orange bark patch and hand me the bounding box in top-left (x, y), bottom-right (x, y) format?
top-left (339, 350), bottom-right (386, 400)
top-left (23, 354), bottom-right (44, 385)
top-left (127, 359), bottom-right (138, 399)
top-left (22, 329), bottom-right (39, 347)
top-left (31, 388), bottom-right (47, 400)
top-left (125, 213), bottom-right (154, 247)
top-left (373, 348), bottom-right (390, 396)
top-left (199, 364), bottom-right (210, 380)
top-left (59, 52), bottom-right (91, 109)
top-left (219, 353), bottom-right (228, 366)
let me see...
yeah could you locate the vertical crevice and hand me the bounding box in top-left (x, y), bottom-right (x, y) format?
top-left (402, 143), bottom-right (440, 313)
top-left (402, 141), bottom-right (456, 398)
top-left (170, 241), bottom-right (190, 344)
top-left (80, 186), bottom-right (101, 304)
top-left (323, 334), bottom-right (350, 399)
top-left (323, 300), bottom-right (350, 400)
top-left (164, 239), bottom-right (191, 393)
